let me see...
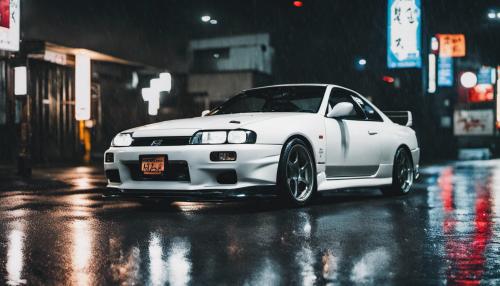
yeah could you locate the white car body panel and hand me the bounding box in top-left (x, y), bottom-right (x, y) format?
top-left (104, 84), bottom-right (420, 198)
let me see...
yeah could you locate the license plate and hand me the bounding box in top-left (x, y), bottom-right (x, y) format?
top-left (140, 155), bottom-right (166, 176)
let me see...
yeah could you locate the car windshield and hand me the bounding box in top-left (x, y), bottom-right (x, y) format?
top-left (209, 86), bottom-right (326, 115)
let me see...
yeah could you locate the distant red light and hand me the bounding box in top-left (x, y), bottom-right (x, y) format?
top-left (382, 76), bottom-right (395, 83)
top-left (293, 1), bottom-right (303, 7)
top-left (468, 84), bottom-right (494, 103)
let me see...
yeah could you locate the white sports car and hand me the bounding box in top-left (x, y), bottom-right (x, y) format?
top-left (104, 84), bottom-right (420, 205)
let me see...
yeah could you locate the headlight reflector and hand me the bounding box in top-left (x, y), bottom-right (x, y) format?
top-left (202, 131), bottom-right (227, 144)
top-left (227, 130), bottom-right (248, 144)
top-left (112, 133), bottom-right (133, 147)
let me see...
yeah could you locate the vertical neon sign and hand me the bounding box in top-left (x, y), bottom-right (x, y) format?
top-left (387, 0), bottom-right (422, 68)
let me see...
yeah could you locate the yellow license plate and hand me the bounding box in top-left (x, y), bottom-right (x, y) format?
top-left (140, 156), bottom-right (165, 175)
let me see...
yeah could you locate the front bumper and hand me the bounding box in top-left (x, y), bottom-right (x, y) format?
top-left (103, 186), bottom-right (277, 201)
top-left (104, 144), bottom-right (282, 197)
top-left (411, 147), bottom-right (420, 179)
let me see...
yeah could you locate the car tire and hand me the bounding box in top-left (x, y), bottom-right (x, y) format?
top-left (381, 147), bottom-right (414, 196)
top-left (277, 138), bottom-right (317, 206)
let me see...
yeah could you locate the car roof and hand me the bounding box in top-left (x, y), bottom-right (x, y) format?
top-left (244, 83), bottom-right (331, 92)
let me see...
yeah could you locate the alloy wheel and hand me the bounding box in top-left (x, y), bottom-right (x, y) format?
top-left (395, 149), bottom-right (413, 193)
top-left (286, 145), bottom-right (314, 202)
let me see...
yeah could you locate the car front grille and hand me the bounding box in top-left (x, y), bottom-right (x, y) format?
top-left (131, 136), bottom-right (191, 147)
top-left (126, 161), bottom-right (191, 182)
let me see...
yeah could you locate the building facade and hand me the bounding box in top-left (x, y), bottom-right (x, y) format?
top-left (187, 33), bottom-right (274, 111)
top-left (0, 41), bottom-right (162, 165)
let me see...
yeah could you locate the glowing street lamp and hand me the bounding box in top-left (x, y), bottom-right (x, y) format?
top-left (201, 15), bottom-right (218, 24)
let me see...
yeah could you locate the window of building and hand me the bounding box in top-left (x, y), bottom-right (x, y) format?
top-left (192, 48), bottom-right (230, 72)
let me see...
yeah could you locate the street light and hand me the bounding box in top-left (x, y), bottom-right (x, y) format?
top-left (355, 58), bottom-right (367, 71)
top-left (431, 37), bottom-right (439, 51)
top-left (487, 10), bottom-right (500, 20)
top-left (201, 15), bottom-right (211, 22)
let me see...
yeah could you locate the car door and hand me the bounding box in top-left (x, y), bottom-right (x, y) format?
top-left (324, 87), bottom-right (383, 178)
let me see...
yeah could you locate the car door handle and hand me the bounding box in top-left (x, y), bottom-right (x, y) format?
top-left (368, 130), bottom-right (378, 135)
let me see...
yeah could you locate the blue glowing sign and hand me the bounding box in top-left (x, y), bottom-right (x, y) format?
top-left (437, 57), bottom-right (453, 87)
top-left (477, 67), bottom-right (494, 85)
top-left (387, 0), bottom-right (422, 68)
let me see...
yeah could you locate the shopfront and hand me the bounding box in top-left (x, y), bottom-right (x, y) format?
top-left (0, 41), bottom-right (160, 166)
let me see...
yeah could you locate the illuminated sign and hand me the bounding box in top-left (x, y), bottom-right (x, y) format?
top-left (468, 84), bottom-right (494, 103)
top-left (437, 56), bottom-right (453, 87)
top-left (497, 67), bottom-right (500, 128)
top-left (477, 66), bottom-right (494, 84)
top-left (75, 53), bottom-right (91, 121)
top-left (141, 87), bottom-right (159, 116)
top-left (0, 0), bottom-right (9, 28)
top-left (14, 66), bottom-right (26, 95)
top-left (427, 54), bottom-right (436, 93)
top-left (44, 50), bottom-right (67, 65)
top-left (454, 109), bottom-right (494, 136)
top-left (387, 0), bottom-right (422, 68)
top-left (437, 34), bottom-right (465, 58)
top-left (142, 72), bottom-right (172, 116)
top-left (0, 0), bottom-right (19, 51)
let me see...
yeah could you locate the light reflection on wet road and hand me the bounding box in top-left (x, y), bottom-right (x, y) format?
top-left (0, 160), bottom-right (499, 285)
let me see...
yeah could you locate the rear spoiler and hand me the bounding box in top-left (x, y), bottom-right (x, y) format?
top-left (383, 111), bottom-right (413, 127)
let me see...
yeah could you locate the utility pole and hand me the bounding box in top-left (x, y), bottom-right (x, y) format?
top-left (14, 56), bottom-right (31, 177)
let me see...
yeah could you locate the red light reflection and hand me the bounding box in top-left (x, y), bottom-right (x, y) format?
top-left (439, 168), bottom-right (492, 285)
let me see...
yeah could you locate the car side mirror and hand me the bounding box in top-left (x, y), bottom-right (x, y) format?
top-left (201, 110), bottom-right (210, 117)
top-left (327, 102), bottom-right (355, 118)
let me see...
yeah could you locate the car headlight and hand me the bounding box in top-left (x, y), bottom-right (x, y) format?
top-left (112, 133), bottom-right (133, 147)
top-left (190, 130), bottom-right (256, 144)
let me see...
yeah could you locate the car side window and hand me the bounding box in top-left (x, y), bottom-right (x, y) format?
top-left (351, 94), bottom-right (383, 121)
top-left (326, 88), bottom-right (365, 120)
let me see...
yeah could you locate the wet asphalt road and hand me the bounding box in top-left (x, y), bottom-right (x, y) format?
top-left (0, 160), bottom-right (499, 285)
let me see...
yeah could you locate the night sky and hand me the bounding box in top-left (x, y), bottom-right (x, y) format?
top-left (22, 0), bottom-right (500, 82)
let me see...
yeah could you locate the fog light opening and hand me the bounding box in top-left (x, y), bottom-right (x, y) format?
top-left (105, 152), bottom-right (114, 163)
top-left (216, 170), bottom-right (237, 184)
top-left (105, 169), bottom-right (121, 183)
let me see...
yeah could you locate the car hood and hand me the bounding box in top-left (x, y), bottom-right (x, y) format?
top-left (128, 113), bottom-right (306, 137)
